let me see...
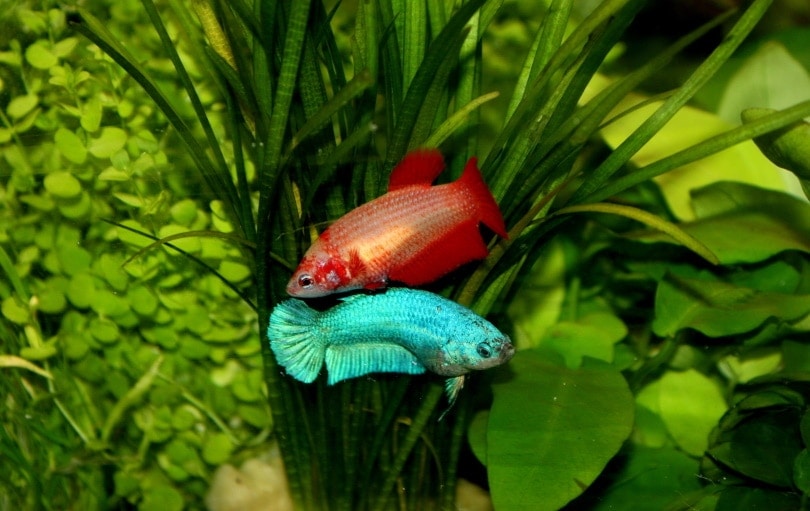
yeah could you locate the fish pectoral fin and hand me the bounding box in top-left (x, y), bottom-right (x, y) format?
top-left (324, 343), bottom-right (425, 385)
top-left (389, 219), bottom-right (488, 286)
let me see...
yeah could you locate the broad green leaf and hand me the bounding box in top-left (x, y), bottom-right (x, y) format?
top-left (487, 350), bottom-right (634, 511)
top-left (535, 312), bottom-right (627, 368)
top-left (794, 449), bottom-right (810, 494)
top-left (595, 87), bottom-right (793, 221)
top-left (720, 348), bottom-right (781, 384)
top-left (717, 42), bottom-right (810, 125)
top-left (2, 296), bottom-right (29, 324)
top-left (649, 369), bottom-right (727, 456)
top-left (576, 446), bottom-right (702, 511)
top-left (715, 487), bottom-right (800, 511)
top-left (653, 274), bottom-right (810, 338)
top-left (708, 407), bottom-right (802, 488)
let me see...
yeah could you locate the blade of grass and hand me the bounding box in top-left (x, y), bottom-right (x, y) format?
top-left (384, 0), bottom-right (486, 169)
top-left (140, 0), bottom-right (243, 226)
top-left (552, 203), bottom-right (720, 264)
top-left (371, 384), bottom-right (444, 511)
top-left (582, 98), bottom-right (810, 203)
top-left (567, 0), bottom-right (774, 204)
top-left (287, 69), bottom-right (374, 154)
top-left (504, 0), bottom-right (573, 120)
top-left (423, 91), bottom-right (500, 148)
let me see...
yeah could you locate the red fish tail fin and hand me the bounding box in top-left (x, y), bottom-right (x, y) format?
top-left (388, 149), bottom-right (446, 191)
top-left (458, 157), bottom-right (508, 238)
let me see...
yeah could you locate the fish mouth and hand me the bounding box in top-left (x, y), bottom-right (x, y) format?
top-left (499, 338), bottom-right (515, 362)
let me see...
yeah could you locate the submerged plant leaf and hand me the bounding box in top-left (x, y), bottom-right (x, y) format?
top-left (653, 273), bottom-right (810, 338)
top-left (651, 369), bottom-right (727, 457)
top-left (486, 350), bottom-right (634, 511)
top-left (573, 446), bottom-right (702, 511)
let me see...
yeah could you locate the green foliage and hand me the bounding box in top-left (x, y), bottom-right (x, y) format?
top-left (4, 0), bottom-right (810, 510)
top-left (0, 3), bottom-right (266, 509)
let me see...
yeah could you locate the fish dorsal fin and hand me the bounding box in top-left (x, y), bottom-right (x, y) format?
top-left (388, 149), bottom-right (446, 192)
top-left (324, 343), bottom-right (426, 385)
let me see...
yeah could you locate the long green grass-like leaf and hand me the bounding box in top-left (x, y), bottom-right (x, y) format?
top-left (424, 91), bottom-right (500, 148)
top-left (583, 98), bottom-right (810, 204)
top-left (140, 0), bottom-right (243, 224)
top-left (504, 0), bottom-right (573, 120)
top-left (553, 203), bottom-right (720, 264)
top-left (568, 0), bottom-right (774, 204)
top-left (485, 0), bottom-right (637, 201)
top-left (371, 385), bottom-right (444, 511)
top-left (0, 245), bottom-right (29, 301)
top-left (403, 0), bottom-right (427, 89)
top-left (384, 0), bottom-right (486, 169)
top-left (288, 69), bottom-right (374, 154)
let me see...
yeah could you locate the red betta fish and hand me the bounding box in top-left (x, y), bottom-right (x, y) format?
top-left (287, 149), bottom-right (507, 297)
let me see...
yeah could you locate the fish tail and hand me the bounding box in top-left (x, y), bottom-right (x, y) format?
top-left (458, 157), bottom-right (508, 238)
top-left (267, 299), bottom-right (325, 383)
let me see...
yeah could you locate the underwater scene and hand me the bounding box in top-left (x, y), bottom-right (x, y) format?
top-left (2, 0), bottom-right (810, 509)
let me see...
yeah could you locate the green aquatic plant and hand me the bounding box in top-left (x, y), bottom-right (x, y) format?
top-left (4, 0), bottom-right (810, 510)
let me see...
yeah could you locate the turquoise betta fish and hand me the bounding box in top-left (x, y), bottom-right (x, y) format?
top-left (267, 288), bottom-right (514, 401)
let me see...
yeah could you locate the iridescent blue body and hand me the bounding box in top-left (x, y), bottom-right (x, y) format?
top-left (267, 288), bottom-right (514, 399)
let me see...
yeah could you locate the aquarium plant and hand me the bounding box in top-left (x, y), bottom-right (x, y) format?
top-left (3, 0), bottom-right (810, 510)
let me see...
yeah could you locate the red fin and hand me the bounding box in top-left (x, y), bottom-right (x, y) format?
top-left (457, 157), bottom-right (508, 238)
top-left (388, 149), bottom-right (446, 192)
top-left (389, 219), bottom-right (489, 286)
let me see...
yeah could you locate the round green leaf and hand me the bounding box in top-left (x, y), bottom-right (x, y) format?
top-left (37, 286), bottom-right (66, 314)
top-left (170, 199), bottom-right (198, 226)
top-left (656, 369), bottom-right (727, 456)
top-left (127, 286), bottom-right (158, 316)
top-left (794, 449), bottom-right (810, 494)
top-left (19, 194), bottom-right (55, 211)
top-left (486, 350), bottom-right (634, 511)
top-left (140, 485), bottom-right (183, 511)
top-left (87, 127), bottom-right (127, 159)
top-left (44, 171), bottom-right (82, 199)
top-left (2, 296), bottom-right (29, 324)
top-left (89, 316), bottom-right (120, 344)
top-left (202, 432), bottom-right (233, 465)
top-left (54, 128), bottom-right (87, 164)
top-left (57, 245), bottom-right (92, 276)
top-left (90, 289), bottom-right (130, 317)
top-left (56, 191), bottom-right (92, 219)
top-left (66, 272), bottom-right (97, 309)
top-left (7, 94), bottom-right (39, 118)
top-left (24, 42), bottom-right (57, 69)
top-left (62, 333), bottom-right (90, 360)
top-left (218, 260), bottom-right (251, 282)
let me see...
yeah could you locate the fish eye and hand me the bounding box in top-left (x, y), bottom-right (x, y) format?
top-left (476, 342), bottom-right (492, 358)
top-left (298, 274), bottom-right (314, 288)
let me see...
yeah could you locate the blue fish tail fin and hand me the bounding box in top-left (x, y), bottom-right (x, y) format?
top-left (268, 299), bottom-right (325, 383)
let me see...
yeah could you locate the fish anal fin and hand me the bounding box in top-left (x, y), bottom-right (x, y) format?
top-left (389, 219), bottom-right (488, 286)
top-left (388, 149), bottom-right (446, 192)
top-left (324, 343), bottom-right (425, 385)
top-left (457, 157), bottom-right (508, 238)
